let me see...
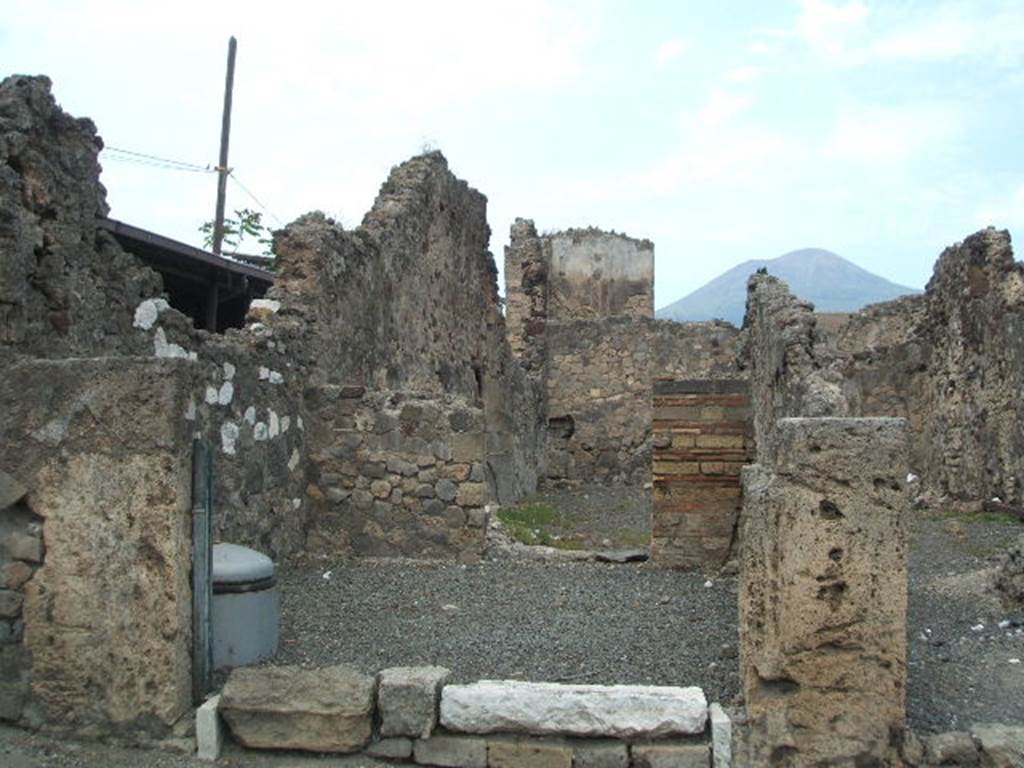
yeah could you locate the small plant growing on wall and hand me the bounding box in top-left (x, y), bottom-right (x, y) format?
top-left (199, 207), bottom-right (274, 260)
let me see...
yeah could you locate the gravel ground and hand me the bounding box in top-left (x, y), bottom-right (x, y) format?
top-left (511, 485), bottom-right (652, 550)
top-left (2, 492), bottom-right (1022, 767)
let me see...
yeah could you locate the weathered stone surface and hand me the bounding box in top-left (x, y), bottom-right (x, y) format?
top-left (488, 737), bottom-right (573, 768)
top-left (631, 742), bottom-right (710, 768)
top-left (366, 736), bottom-right (413, 759)
top-left (993, 535), bottom-right (1024, 609)
top-left (378, 665), bottom-right (450, 738)
top-left (971, 723), bottom-right (1024, 768)
top-left (0, 591), bottom-right (23, 619)
top-left (440, 681), bottom-right (707, 738)
top-left (195, 695), bottom-right (223, 762)
top-left (0, 471), bottom-right (26, 510)
top-left (412, 733), bottom-right (487, 768)
top-left (0, 358), bottom-right (194, 734)
top-left (220, 665), bottom-right (375, 753)
top-left (709, 703), bottom-right (731, 768)
top-left (739, 417), bottom-right (909, 767)
top-left (572, 741), bottom-right (629, 768)
top-left (923, 731), bottom-right (979, 765)
top-left (5, 533), bottom-right (42, 564)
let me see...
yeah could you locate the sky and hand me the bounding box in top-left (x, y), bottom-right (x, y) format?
top-left (3, 0), bottom-right (1022, 308)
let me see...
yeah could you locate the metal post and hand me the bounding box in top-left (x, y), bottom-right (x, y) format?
top-left (211, 36), bottom-right (237, 257)
top-left (191, 439), bottom-right (213, 702)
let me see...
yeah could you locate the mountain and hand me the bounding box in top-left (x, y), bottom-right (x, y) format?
top-left (655, 248), bottom-right (920, 326)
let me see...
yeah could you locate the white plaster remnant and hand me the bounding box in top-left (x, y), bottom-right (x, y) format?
top-left (258, 366), bottom-right (270, 381)
top-left (281, 415), bottom-right (291, 433)
top-left (288, 448), bottom-right (301, 471)
top-left (440, 681), bottom-right (707, 738)
top-left (244, 406), bottom-right (257, 425)
top-left (269, 370), bottom-right (284, 384)
top-left (205, 386), bottom-right (219, 405)
top-left (153, 327), bottom-right (196, 360)
top-left (185, 399), bottom-right (197, 421)
top-left (298, 416), bottom-right (304, 431)
top-left (249, 298), bottom-right (281, 316)
top-left (221, 422), bottom-right (240, 455)
top-left (196, 695), bottom-right (223, 761)
top-left (133, 298), bottom-right (169, 330)
top-left (710, 703), bottom-right (732, 768)
top-left (254, 422), bottom-right (269, 441)
top-left (268, 410), bottom-right (280, 438)
top-left (223, 362), bottom-right (236, 380)
top-left (292, 498), bottom-right (302, 509)
top-left (218, 381), bottom-right (234, 406)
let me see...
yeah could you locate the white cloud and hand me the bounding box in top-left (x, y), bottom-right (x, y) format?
top-left (872, 5), bottom-right (1024, 66)
top-left (725, 65), bottom-right (762, 83)
top-left (974, 183), bottom-right (1024, 231)
top-left (655, 38), bottom-right (690, 68)
top-left (697, 89), bottom-right (753, 129)
top-left (825, 104), bottom-right (963, 164)
top-left (796, 0), bottom-right (869, 57)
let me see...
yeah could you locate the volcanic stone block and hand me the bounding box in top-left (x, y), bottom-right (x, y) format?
top-left (440, 681), bottom-right (706, 738)
top-left (378, 665), bottom-right (450, 738)
top-left (488, 737), bottom-right (573, 768)
top-left (631, 743), bottom-right (711, 768)
top-left (739, 417), bottom-right (909, 766)
top-left (220, 665), bottom-right (375, 753)
top-left (572, 741), bottom-right (629, 768)
top-left (412, 733), bottom-right (487, 767)
top-left (1, 358), bottom-right (194, 732)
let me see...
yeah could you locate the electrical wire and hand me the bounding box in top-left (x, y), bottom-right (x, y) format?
top-left (228, 172), bottom-right (284, 225)
top-left (102, 145), bottom-right (214, 173)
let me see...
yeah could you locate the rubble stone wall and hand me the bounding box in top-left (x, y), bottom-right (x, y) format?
top-left (0, 358), bottom-right (194, 736)
top-left (738, 417), bottom-right (909, 766)
top-left (304, 386), bottom-right (490, 559)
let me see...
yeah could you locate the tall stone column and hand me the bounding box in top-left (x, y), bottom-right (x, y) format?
top-left (738, 417), bottom-right (908, 766)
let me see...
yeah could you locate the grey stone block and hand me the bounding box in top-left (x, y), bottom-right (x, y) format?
top-left (379, 665), bottom-right (450, 738)
top-left (413, 733), bottom-right (487, 767)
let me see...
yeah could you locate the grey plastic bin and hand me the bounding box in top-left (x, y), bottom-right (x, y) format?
top-left (212, 543), bottom-right (280, 670)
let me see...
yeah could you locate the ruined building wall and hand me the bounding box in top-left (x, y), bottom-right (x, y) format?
top-left (280, 154), bottom-right (542, 555)
top-left (0, 75), bottom-right (161, 365)
top-left (918, 228), bottom-right (1024, 505)
top-left (820, 228), bottom-right (1024, 505)
top-left (740, 274), bottom-right (847, 462)
top-left (545, 228), bottom-right (654, 321)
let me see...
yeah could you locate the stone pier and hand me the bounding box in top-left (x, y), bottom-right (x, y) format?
top-left (738, 417), bottom-right (909, 766)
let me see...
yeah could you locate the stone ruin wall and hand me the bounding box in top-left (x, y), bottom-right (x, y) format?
top-left (802, 228), bottom-right (1024, 509)
top-left (0, 75), bottom-right (543, 736)
top-left (505, 221), bottom-right (744, 486)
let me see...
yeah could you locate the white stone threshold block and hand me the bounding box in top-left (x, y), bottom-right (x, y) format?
top-left (440, 681), bottom-right (707, 738)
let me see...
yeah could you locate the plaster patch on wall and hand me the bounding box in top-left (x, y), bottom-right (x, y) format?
top-left (185, 399), bottom-right (197, 421)
top-left (297, 416), bottom-right (304, 431)
top-left (291, 498), bottom-right (302, 509)
top-left (268, 410), bottom-right (280, 438)
top-left (223, 362), bottom-right (236, 381)
top-left (218, 381), bottom-right (234, 406)
top-left (254, 422), bottom-right (268, 442)
top-left (281, 415), bottom-right (291, 433)
top-left (243, 406), bottom-right (257, 425)
top-left (204, 386), bottom-right (218, 405)
top-left (153, 328), bottom-right (196, 361)
top-left (133, 298), bottom-right (169, 330)
top-left (221, 422), bottom-right (240, 455)
top-left (288, 449), bottom-right (301, 471)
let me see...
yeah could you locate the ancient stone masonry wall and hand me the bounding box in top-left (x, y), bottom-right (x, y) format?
top-left (740, 273), bottom-right (847, 463)
top-left (304, 386), bottom-right (490, 559)
top-left (544, 317), bottom-right (653, 484)
top-left (0, 358), bottom-right (195, 737)
top-left (545, 228), bottom-right (654, 321)
top-left (918, 228), bottom-right (1024, 505)
top-left (651, 319), bottom-right (742, 380)
top-left (738, 418), bottom-right (909, 767)
top-left (503, 218), bottom-right (548, 374)
top-left (0, 75), bottom-right (161, 365)
top-left (651, 380), bottom-right (753, 572)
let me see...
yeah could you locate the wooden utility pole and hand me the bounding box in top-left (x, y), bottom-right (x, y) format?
top-left (211, 36), bottom-right (237, 258)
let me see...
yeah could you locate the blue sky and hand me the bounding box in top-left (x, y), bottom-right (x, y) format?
top-left (3, 1), bottom-right (1022, 307)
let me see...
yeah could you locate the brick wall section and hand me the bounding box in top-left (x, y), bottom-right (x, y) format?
top-left (652, 379), bottom-right (753, 571)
